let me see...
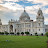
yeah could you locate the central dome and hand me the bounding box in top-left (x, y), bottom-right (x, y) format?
top-left (19, 10), bottom-right (30, 21)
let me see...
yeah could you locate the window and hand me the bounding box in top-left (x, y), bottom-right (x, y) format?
top-left (39, 29), bottom-right (40, 31)
top-left (39, 20), bottom-right (40, 21)
top-left (39, 23), bottom-right (40, 26)
top-left (18, 30), bottom-right (19, 32)
top-left (33, 29), bottom-right (34, 32)
top-left (18, 26), bottom-right (19, 27)
top-left (43, 23), bottom-right (44, 24)
top-left (29, 25), bottom-right (30, 27)
top-left (3, 26), bottom-right (5, 28)
top-left (15, 29), bottom-right (16, 32)
top-left (29, 29), bottom-right (30, 32)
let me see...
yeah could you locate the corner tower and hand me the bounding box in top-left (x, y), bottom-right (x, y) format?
top-left (36, 8), bottom-right (45, 34)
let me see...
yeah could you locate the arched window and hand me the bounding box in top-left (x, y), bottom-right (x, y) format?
top-left (39, 23), bottom-right (40, 26)
top-left (15, 29), bottom-right (16, 33)
top-left (39, 29), bottom-right (40, 31)
top-left (10, 25), bottom-right (13, 32)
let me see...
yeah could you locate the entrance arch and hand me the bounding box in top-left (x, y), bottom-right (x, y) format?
top-left (10, 25), bottom-right (13, 32)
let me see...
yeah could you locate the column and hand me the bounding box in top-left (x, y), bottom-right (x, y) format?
top-left (31, 22), bottom-right (33, 34)
top-left (24, 23), bottom-right (25, 32)
top-left (8, 24), bottom-right (10, 33)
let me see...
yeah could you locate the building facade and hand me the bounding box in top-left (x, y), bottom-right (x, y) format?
top-left (0, 8), bottom-right (48, 35)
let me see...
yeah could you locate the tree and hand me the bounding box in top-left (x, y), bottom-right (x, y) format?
top-left (46, 32), bottom-right (48, 37)
top-left (21, 32), bottom-right (24, 36)
top-left (25, 32), bottom-right (30, 35)
top-left (17, 32), bottom-right (20, 35)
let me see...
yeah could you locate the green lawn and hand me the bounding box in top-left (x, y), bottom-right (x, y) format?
top-left (0, 35), bottom-right (48, 48)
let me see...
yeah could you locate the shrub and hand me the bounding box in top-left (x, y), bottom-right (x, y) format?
top-left (36, 35), bottom-right (38, 36)
top-left (5, 32), bottom-right (9, 35)
top-left (35, 32), bottom-right (38, 36)
top-left (30, 34), bottom-right (32, 36)
top-left (21, 32), bottom-right (24, 36)
top-left (0, 32), bottom-right (1, 35)
top-left (1, 32), bottom-right (4, 35)
top-left (17, 32), bottom-right (20, 35)
top-left (46, 32), bottom-right (48, 37)
top-left (10, 32), bottom-right (14, 35)
top-left (41, 33), bottom-right (43, 36)
top-left (25, 32), bottom-right (30, 35)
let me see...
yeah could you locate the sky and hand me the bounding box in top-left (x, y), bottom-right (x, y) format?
top-left (0, 0), bottom-right (48, 25)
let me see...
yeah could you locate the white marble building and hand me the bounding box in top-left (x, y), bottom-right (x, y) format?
top-left (0, 8), bottom-right (48, 35)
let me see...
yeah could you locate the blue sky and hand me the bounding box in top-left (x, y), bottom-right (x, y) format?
top-left (0, 0), bottom-right (48, 24)
top-left (16, 1), bottom-right (42, 6)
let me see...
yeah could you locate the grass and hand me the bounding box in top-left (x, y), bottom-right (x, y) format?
top-left (0, 35), bottom-right (48, 48)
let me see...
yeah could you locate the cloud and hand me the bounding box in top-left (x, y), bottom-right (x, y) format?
top-left (0, 5), bottom-right (9, 11)
top-left (43, 9), bottom-right (48, 14)
top-left (0, 5), bottom-right (12, 24)
top-left (0, 2), bottom-right (24, 11)
top-left (44, 18), bottom-right (48, 24)
top-left (0, 0), bottom-right (3, 3)
top-left (0, 1), bottom-right (24, 24)
top-left (45, 18), bottom-right (48, 22)
top-left (26, 6), bottom-right (36, 14)
top-left (0, 5), bottom-right (23, 24)
top-left (27, 0), bottom-right (48, 6)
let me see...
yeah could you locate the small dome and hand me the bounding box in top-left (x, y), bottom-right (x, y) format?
top-left (36, 8), bottom-right (44, 19)
top-left (37, 8), bottom-right (43, 16)
top-left (19, 10), bottom-right (30, 21)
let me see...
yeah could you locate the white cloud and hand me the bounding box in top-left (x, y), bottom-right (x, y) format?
top-left (45, 18), bottom-right (48, 22)
top-left (0, 5), bottom-right (9, 11)
top-left (0, 2), bottom-right (23, 11)
top-left (43, 9), bottom-right (48, 14)
top-left (26, 6), bottom-right (37, 15)
top-left (0, 5), bottom-right (23, 24)
top-left (0, 0), bottom-right (3, 3)
top-left (27, 0), bottom-right (48, 6)
top-left (44, 18), bottom-right (48, 24)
